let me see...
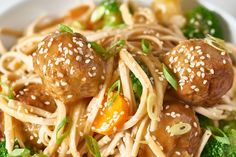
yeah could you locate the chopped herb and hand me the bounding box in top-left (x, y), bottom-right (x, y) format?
top-left (8, 148), bottom-right (30, 157)
top-left (0, 82), bottom-right (14, 99)
top-left (141, 39), bottom-right (152, 54)
top-left (89, 40), bottom-right (125, 60)
top-left (89, 42), bottom-right (107, 59)
top-left (106, 80), bottom-right (121, 107)
top-left (130, 72), bottom-right (142, 103)
top-left (205, 34), bottom-right (231, 53)
top-left (32, 154), bottom-right (48, 157)
top-left (162, 64), bottom-right (178, 90)
top-left (169, 122), bottom-right (192, 136)
top-left (56, 117), bottom-right (72, 144)
top-left (84, 135), bottom-right (101, 157)
top-left (90, 6), bottom-right (106, 23)
top-left (58, 24), bottom-right (73, 33)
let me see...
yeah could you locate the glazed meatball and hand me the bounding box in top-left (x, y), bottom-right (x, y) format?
top-left (140, 102), bottom-right (201, 157)
top-left (163, 39), bottom-right (234, 106)
top-left (33, 32), bottom-right (104, 104)
top-left (15, 83), bottom-right (56, 148)
top-left (15, 84), bottom-right (56, 112)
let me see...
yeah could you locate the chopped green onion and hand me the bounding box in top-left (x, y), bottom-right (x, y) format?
top-left (56, 117), bottom-right (72, 144)
top-left (205, 34), bottom-right (231, 53)
top-left (32, 154), bottom-right (48, 157)
top-left (91, 6), bottom-right (106, 23)
top-left (130, 72), bottom-right (142, 103)
top-left (84, 135), bottom-right (101, 157)
top-left (106, 80), bottom-right (121, 107)
top-left (208, 126), bottom-right (230, 145)
top-left (162, 64), bottom-right (178, 90)
top-left (0, 82), bottom-right (14, 99)
top-left (8, 148), bottom-right (30, 157)
top-left (89, 40), bottom-right (125, 60)
top-left (58, 24), bottom-right (73, 33)
top-left (89, 41), bottom-right (107, 59)
top-left (169, 122), bottom-right (192, 136)
top-left (147, 93), bottom-right (159, 121)
top-left (141, 39), bottom-right (152, 54)
top-left (108, 39), bottom-right (125, 51)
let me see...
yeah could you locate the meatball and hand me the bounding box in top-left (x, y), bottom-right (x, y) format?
top-left (163, 39), bottom-right (234, 106)
top-left (15, 84), bottom-right (56, 112)
top-left (15, 83), bottom-right (56, 148)
top-left (33, 32), bottom-right (104, 104)
top-left (140, 102), bottom-right (201, 157)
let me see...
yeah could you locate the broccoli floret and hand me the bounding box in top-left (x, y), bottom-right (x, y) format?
top-left (0, 140), bottom-right (8, 157)
top-left (201, 137), bottom-right (227, 157)
top-left (183, 6), bottom-right (224, 39)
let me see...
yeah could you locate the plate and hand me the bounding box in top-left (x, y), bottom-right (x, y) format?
top-left (0, 0), bottom-right (236, 48)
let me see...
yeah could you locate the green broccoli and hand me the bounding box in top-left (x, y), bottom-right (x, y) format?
top-left (0, 140), bottom-right (8, 157)
top-left (201, 137), bottom-right (228, 157)
top-left (183, 6), bottom-right (224, 39)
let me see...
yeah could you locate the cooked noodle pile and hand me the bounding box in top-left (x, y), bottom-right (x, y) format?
top-left (0, 1), bottom-right (236, 157)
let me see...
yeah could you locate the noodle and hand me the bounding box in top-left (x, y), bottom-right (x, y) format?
top-left (0, 1), bottom-right (234, 157)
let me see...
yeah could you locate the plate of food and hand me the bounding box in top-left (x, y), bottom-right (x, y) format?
top-left (0, 0), bottom-right (236, 157)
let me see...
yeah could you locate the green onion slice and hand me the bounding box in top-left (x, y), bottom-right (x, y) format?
top-left (84, 135), bottom-right (101, 157)
top-left (89, 41), bottom-right (107, 59)
top-left (91, 6), bottom-right (106, 23)
top-left (162, 64), bottom-right (178, 90)
top-left (8, 148), bottom-right (31, 157)
top-left (58, 24), bottom-right (73, 33)
top-left (141, 39), bottom-right (152, 54)
top-left (205, 34), bottom-right (232, 53)
top-left (169, 122), bottom-right (192, 136)
top-left (208, 126), bottom-right (230, 145)
top-left (32, 154), bottom-right (48, 157)
top-left (0, 82), bottom-right (14, 99)
top-left (89, 40), bottom-right (125, 60)
top-left (106, 80), bottom-right (121, 107)
top-left (56, 117), bottom-right (72, 144)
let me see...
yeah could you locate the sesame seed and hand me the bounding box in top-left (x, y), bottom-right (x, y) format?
top-left (210, 69), bottom-right (214, 74)
top-left (175, 151), bottom-right (181, 156)
top-left (193, 122), bottom-right (198, 128)
top-left (76, 56), bottom-right (81, 61)
top-left (221, 52), bottom-right (226, 56)
top-left (203, 80), bottom-right (207, 84)
top-left (92, 67), bottom-right (96, 71)
top-left (85, 59), bottom-right (91, 64)
top-left (65, 59), bottom-right (70, 65)
top-left (195, 46), bottom-right (201, 49)
top-left (68, 43), bottom-right (72, 48)
top-left (191, 85), bottom-right (196, 89)
top-left (185, 105), bottom-right (190, 108)
top-left (82, 77), bottom-right (86, 82)
top-left (61, 81), bottom-right (67, 86)
top-left (223, 60), bottom-right (226, 64)
top-left (67, 95), bottom-right (73, 98)
top-left (31, 95), bottom-right (36, 100)
top-left (44, 101), bottom-right (50, 105)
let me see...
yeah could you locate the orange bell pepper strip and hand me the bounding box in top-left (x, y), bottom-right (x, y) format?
top-left (92, 94), bottom-right (129, 135)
